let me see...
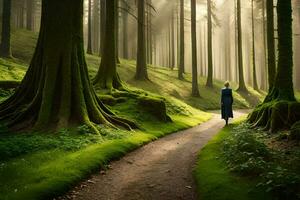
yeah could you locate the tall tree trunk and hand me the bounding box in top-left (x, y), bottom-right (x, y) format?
top-left (178, 0), bottom-right (184, 79)
top-left (266, 0), bottom-right (276, 91)
top-left (135, 0), bottom-right (148, 80)
top-left (261, 0), bottom-right (267, 90)
top-left (248, 0), bottom-right (298, 132)
top-left (94, 0), bottom-right (123, 90)
top-left (191, 0), bottom-right (200, 97)
top-left (206, 0), bottom-right (213, 87)
top-left (236, 0), bottom-right (247, 91)
top-left (26, 0), bottom-right (34, 31)
top-left (115, 0), bottom-right (120, 64)
top-left (87, 0), bottom-right (93, 54)
top-left (0, 0), bottom-right (135, 132)
top-left (0, 0), bottom-right (12, 58)
top-left (251, 0), bottom-right (258, 90)
top-left (93, 0), bottom-right (100, 54)
top-left (270, 0), bottom-right (295, 101)
top-left (122, 0), bottom-right (129, 59)
top-left (171, 5), bottom-right (175, 69)
top-left (99, 0), bottom-right (106, 56)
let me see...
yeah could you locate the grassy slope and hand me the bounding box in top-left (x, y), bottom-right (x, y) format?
top-left (1, 29), bottom-right (265, 111)
top-left (195, 119), bottom-right (272, 200)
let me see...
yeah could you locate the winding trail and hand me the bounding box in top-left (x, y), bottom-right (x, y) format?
top-left (60, 110), bottom-right (248, 200)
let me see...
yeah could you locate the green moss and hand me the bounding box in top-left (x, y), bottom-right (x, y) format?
top-left (137, 95), bottom-right (170, 122)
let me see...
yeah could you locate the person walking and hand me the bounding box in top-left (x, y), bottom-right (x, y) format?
top-left (221, 81), bottom-right (234, 125)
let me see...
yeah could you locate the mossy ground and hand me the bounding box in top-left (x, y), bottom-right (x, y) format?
top-left (195, 118), bottom-right (300, 200)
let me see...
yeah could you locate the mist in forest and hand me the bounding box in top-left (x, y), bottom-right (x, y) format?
top-left (3, 0), bottom-right (300, 90)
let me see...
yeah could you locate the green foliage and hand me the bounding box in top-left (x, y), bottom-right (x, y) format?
top-left (221, 123), bottom-right (300, 199)
top-left (222, 123), bottom-right (271, 175)
top-left (195, 124), bottom-right (271, 200)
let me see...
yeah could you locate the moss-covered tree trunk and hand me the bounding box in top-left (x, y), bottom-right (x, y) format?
top-left (251, 0), bottom-right (258, 90)
top-left (191, 0), bottom-right (200, 97)
top-left (236, 0), bottom-right (247, 92)
top-left (135, 0), bottom-right (149, 80)
top-left (0, 0), bottom-right (12, 58)
top-left (206, 0), bottom-right (213, 88)
top-left (266, 0), bottom-right (276, 91)
top-left (87, 0), bottom-right (93, 54)
top-left (0, 0), bottom-right (135, 132)
top-left (248, 0), bottom-right (300, 132)
top-left (94, 0), bottom-right (123, 90)
top-left (178, 0), bottom-right (185, 80)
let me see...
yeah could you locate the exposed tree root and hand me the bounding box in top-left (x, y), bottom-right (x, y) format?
top-left (248, 101), bottom-right (300, 132)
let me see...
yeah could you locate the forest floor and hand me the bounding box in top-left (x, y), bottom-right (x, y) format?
top-left (59, 110), bottom-right (248, 200)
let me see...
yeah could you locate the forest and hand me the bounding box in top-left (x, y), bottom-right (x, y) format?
top-left (0, 0), bottom-right (299, 200)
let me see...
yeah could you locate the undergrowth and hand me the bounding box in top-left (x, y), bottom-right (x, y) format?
top-left (222, 123), bottom-right (300, 199)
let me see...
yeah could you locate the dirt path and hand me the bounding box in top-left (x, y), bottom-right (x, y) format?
top-left (60, 110), bottom-right (248, 200)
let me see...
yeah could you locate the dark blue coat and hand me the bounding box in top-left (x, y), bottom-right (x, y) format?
top-left (221, 88), bottom-right (233, 119)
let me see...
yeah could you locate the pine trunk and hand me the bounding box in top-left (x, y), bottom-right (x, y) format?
top-left (178, 0), bottom-right (184, 80)
top-left (94, 0), bottom-right (123, 90)
top-left (266, 0), bottom-right (276, 91)
top-left (0, 0), bottom-right (12, 58)
top-left (251, 0), bottom-right (258, 90)
top-left (191, 0), bottom-right (200, 97)
top-left (135, 0), bottom-right (148, 80)
top-left (206, 0), bottom-right (213, 87)
top-left (236, 0), bottom-right (247, 91)
top-left (87, 0), bottom-right (93, 54)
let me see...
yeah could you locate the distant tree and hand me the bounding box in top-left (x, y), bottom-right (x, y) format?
top-left (248, 0), bottom-right (300, 132)
top-left (178, 0), bottom-right (185, 80)
top-left (94, 0), bottom-right (123, 89)
top-left (206, 0), bottom-right (213, 87)
top-left (26, 0), bottom-right (34, 31)
top-left (100, 0), bottom-right (106, 56)
top-left (236, 0), bottom-right (247, 91)
top-left (266, 0), bottom-right (276, 90)
top-left (0, 0), bottom-right (135, 132)
top-left (191, 0), bottom-right (200, 97)
top-left (0, 0), bottom-right (12, 58)
top-left (122, 0), bottom-right (129, 59)
top-left (87, 0), bottom-right (93, 54)
top-left (135, 0), bottom-right (148, 80)
top-left (251, 0), bottom-right (258, 90)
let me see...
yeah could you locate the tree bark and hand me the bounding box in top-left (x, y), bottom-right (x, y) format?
top-left (266, 0), bottom-right (276, 91)
top-left (135, 0), bottom-right (148, 80)
top-left (178, 0), bottom-right (184, 80)
top-left (0, 0), bottom-right (135, 132)
top-left (251, 0), bottom-right (258, 90)
top-left (271, 0), bottom-right (295, 101)
top-left (99, 0), bottom-right (106, 56)
top-left (236, 0), bottom-right (247, 91)
top-left (94, 0), bottom-right (123, 90)
top-left (122, 0), bottom-right (129, 59)
top-left (0, 0), bottom-right (12, 58)
top-left (206, 0), bottom-right (213, 87)
top-left (26, 0), bottom-right (34, 31)
top-left (191, 0), bottom-right (200, 97)
top-left (87, 0), bottom-right (93, 54)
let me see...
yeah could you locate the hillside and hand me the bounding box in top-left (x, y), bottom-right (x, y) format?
top-left (1, 29), bottom-right (266, 111)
